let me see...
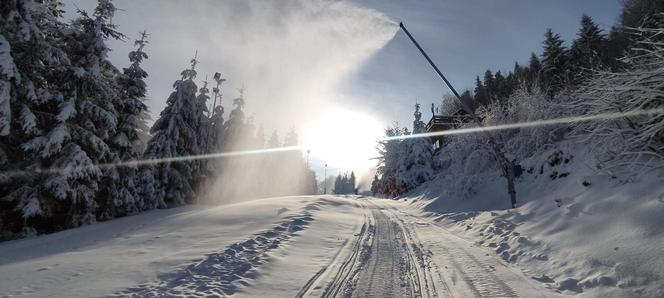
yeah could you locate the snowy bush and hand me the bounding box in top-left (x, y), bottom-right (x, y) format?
top-left (481, 87), bottom-right (569, 161)
top-left (572, 23), bottom-right (664, 172)
top-left (430, 87), bottom-right (570, 199)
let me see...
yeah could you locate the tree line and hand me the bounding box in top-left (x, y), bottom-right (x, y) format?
top-left (0, 0), bottom-right (316, 240)
top-left (333, 171), bottom-right (356, 195)
top-left (372, 0), bottom-right (664, 200)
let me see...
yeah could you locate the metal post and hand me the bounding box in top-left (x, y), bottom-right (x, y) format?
top-left (323, 164), bottom-right (328, 194)
top-left (306, 149), bottom-right (310, 168)
top-left (399, 22), bottom-right (518, 208)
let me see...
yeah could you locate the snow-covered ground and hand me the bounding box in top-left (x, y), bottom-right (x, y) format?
top-left (1, 167), bottom-right (661, 298)
top-left (0, 195), bottom-right (564, 297)
top-left (408, 143), bottom-right (664, 298)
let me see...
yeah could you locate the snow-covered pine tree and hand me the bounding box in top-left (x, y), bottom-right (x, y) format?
top-left (0, 0), bottom-right (74, 237)
top-left (527, 52), bottom-right (542, 88)
top-left (473, 76), bottom-right (490, 107)
top-left (373, 124), bottom-right (406, 197)
top-left (1, 0), bottom-right (127, 236)
top-left (193, 77), bottom-right (213, 198)
top-left (370, 175), bottom-right (380, 195)
top-left (541, 29), bottom-right (568, 96)
top-left (395, 106), bottom-right (434, 191)
top-left (483, 70), bottom-right (495, 102)
top-left (267, 130), bottom-right (280, 148)
top-left (349, 171), bottom-right (356, 194)
top-left (0, 35), bottom-right (17, 137)
top-left (284, 127), bottom-right (298, 147)
top-left (47, 0), bottom-right (126, 227)
top-left (209, 95), bottom-right (225, 153)
top-left (97, 31), bottom-right (150, 219)
top-left (568, 15), bottom-right (607, 84)
top-left (333, 174), bottom-right (342, 194)
top-left (413, 103), bottom-right (426, 134)
top-left (195, 79), bottom-right (212, 145)
top-left (223, 88), bottom-right (246, 151)
top-left (142, 54), bottom-right (205, 207)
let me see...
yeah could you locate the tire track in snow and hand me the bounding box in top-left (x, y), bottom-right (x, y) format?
top-left (295, 211), bottom-right (372, 298)
top-left (382, 202), bottom-right (531, 298)
top-left (350, 208), bottom-right (413, 297)
top-left (381, 204), bottom-right (449, 298)
top-left (115, 203), bottom-right (320, 298)
top-left (313, 201), bottom-right (374, 298)
top-left (302, 201), bottom-right (436, 297)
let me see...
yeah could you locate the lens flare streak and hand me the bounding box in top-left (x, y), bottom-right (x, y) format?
top-left (1, 146), bottom-right (302, 179)
top-left (384, 108), bottom-right (664, 141)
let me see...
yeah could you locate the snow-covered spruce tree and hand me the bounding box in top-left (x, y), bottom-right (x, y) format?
top-left (194, 80), bottom-right (212, 145)
top-left (373, 124), bottom-right (407, 197)
top-left (209, 102), bottom-right (225, 152)
top-left (223, 90), bottom-right (246, 151)
top-left (97, 31), bottom-right (149, 219)
top-left (46, 0), bottom-right (125, 227)
top-left (192, 78), bottom-right (213, 197)
top-left (142, 56), bottom-right (205, 208)
top-left (394, 104), bottom-right (433, 192)
top-left (333, 174), bottom-right (342, 194)
top-left (396, 137), bottom-right (433, 191)
top-left (1, 0), bottom-right (125, 236)
top-left (0, 35), bottom-right (17, 137)
top-left (333, 173), bottom-right (355, 195)
top-left (267, 130), bottom-right (280, 148)
top-left (527, 53), bottom-right (542, 88)
top-left (573, 21), bottom-right (664, 171)
top-left (412, 103), bottom-right (425, 133)
top-left (568, 15), bottom-right (608, 84)
top-left (349, 171), bottom-right (356, 194)
top-left (541, 29), bottom-right (569, 96)
top-left (0, 0), bottom-right (73, 236)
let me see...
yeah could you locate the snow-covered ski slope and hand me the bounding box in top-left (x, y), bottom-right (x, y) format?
top-left (0, 195), bottom-right (560, 297)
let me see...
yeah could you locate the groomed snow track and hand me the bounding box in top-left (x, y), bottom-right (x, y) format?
top-left (297, 198), bottom-right (551, 298)
top-left (297, 200), bottom-right (438, 298)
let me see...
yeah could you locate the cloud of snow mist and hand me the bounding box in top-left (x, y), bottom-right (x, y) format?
top-left (129, 0), bottom-right (397, 129)
top-left (64, 0), bottom-right (397, 202)
top-left (68, 0), bottom-right (396, 138)
top-left (181, 0), bottom-right (397, 202)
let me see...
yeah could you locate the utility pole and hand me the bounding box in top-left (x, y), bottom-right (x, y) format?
top-left (399, 22), bottom-right (518, 208)
top-left (306, 149), bottom-right (311, 168)
top-left (323, 164), bottom-right (328, 194)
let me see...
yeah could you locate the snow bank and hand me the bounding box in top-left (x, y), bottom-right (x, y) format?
top-left (407, 142), bottom-right (664, 297)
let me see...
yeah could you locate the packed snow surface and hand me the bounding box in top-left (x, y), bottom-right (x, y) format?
top-left (0, 195), bottom-right (566, 297)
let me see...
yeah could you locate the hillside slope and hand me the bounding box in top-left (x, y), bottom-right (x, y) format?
top-left (407, 142), bottom-right (664, 297)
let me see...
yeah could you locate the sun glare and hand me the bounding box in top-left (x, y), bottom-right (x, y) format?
top-left (301, 107), bottom-right (384, 171)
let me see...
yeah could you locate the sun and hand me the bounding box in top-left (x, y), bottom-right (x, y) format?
top-left (301, 107), bottom-right (385, 171)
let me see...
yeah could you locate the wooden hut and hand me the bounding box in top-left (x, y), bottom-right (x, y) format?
top-left (426, 108), bottom-right (472, 150)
